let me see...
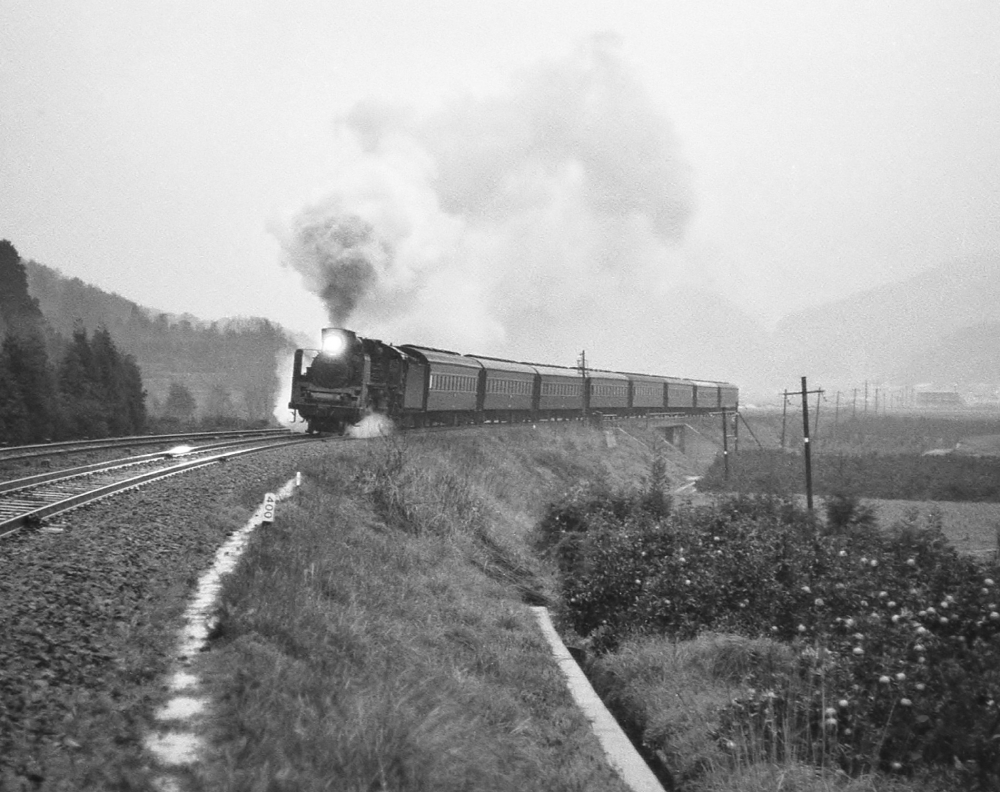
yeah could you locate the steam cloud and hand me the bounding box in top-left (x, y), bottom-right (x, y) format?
top-left (279, 35), bottom-right (708, 372)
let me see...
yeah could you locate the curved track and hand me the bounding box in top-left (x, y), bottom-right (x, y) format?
top-left (0, 428), bottom-right (290, 465)
top-left (0, 434), bottom-right (317, 539)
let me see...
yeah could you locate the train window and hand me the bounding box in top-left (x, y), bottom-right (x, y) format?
top-left (431, 372), bottom-right (477, 392)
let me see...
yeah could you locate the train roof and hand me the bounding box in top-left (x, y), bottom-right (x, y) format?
top-left (689, 379), bottom-right (739, 388)
top-left (530, 362), bottom-right (583, 379)
top-left (615, 371), bottom-right (697, 386)
top-left (400, 345), bottom-right (484, 370)
top-left (587, 368), bottom-right (630, 381)
top-left (465, 355), bottom-right (538, 376)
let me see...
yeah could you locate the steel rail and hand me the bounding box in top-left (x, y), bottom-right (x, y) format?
top-left (0, 435), bottom-right (306, 495)
top-left (0, 437), bottom-right (315, 540)
top-left (0, 429), bottom-right (291, 462)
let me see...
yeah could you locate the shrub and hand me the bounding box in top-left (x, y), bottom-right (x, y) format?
top-left (547, 492), bottom-right (1000, 786)
top-left (823, 491), bottom-right (877, 536)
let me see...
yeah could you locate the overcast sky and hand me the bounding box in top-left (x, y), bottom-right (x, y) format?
top-left (3, 0), bottom-right (999, 352)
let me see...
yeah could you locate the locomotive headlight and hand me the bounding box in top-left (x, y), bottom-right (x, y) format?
top-left (321, 329), bottom-right (348, 357)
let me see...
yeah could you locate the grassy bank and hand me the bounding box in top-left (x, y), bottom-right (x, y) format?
top-left (187, 423), bottom-right (678, 791)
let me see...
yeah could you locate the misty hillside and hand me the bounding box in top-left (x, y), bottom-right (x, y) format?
top-left (900, 322), bottom-right (1000, 384)
top-left (23, 261), bottom-right (299, 421)
top-left (774, 257), bottom-right (1000, 386)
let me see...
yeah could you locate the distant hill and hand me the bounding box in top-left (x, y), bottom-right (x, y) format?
top-left (899, 321), bottom-right (1000, 384)
top-left (773, 257), bottom-right (1000, 387)
top-left (23, 261), bottom-right (300, 421)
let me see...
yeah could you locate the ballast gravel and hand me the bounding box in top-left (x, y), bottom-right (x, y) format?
top-left (0, 440), bottom-right (337, 791)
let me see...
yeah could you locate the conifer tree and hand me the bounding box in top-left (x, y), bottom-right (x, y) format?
top-left (0, 241), bottom-right (61, 442)
top-left (120, 353), bottom-right (147, 434)
top-left (163, 382), bottom-right (197, 424)
top-left (59, 325), bottom-right (107, 437)
top-left (0, 240), bottom-right (44, 336)
top-left (3, 333), bottom-right (59, 442)
top-left (0, 342), bottom-right (31, 443)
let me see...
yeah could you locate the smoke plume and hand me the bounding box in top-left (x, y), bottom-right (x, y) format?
top-left (281, 207), bottom-right (392, 325)
top-left (278, 35), bottom-right (714, 374)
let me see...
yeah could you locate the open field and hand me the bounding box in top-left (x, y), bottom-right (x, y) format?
top-left (703, 412), bottom-right (1000, 561)
top-left (739, 411), bottom-right (1000, 457)
top-left (862, 498), bottom-right (1000, 559)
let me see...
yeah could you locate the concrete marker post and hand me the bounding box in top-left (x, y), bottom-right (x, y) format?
top-left (262, 492), bottom-right (277, 524)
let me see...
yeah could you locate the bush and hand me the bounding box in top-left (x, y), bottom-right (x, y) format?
top-left (545, 492), bottom-right (1000, 786)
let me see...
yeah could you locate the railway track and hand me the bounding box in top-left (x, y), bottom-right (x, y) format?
top-left (0, 428), bottom-right (290, 465)
top-left (0, 433), bottom-right (316, 540)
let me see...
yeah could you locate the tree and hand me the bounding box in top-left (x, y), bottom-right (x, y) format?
top-left (163, 382), bottom-right (197, 424)
top-left (204, 382), bottom-right (237, 418)
top-left (0, 346), bottom-right (31, 444)
top-left (91, 325), bottom-right (126, 433)
top-left (90, 325), bottom-right (147, 435)
top-left (58, 325), bottom-right (107, 437)
top-left (0, 240), bottom-right (44, 338)
top-left (120, 354), bottom-right (147, 434)
top-left (0, 240), bottom-right (60, 442)
top-left (3, 332), bottom-right (59, 442)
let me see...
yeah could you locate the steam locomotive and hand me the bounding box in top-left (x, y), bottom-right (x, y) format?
top-left (289, 327), bottom-right (738, 434)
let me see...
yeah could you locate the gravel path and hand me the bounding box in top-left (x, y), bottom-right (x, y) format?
top-left (0, 440), bottom-right (338, 791)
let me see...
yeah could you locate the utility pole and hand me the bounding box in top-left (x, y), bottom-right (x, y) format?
top-left (853, 388), bottom-right (858, 418)
top-left (801, 377), bottom-right (814, 512)
top-left (783, 378), bottom-right (823, 513)
top-left (813, 387), bottom-right (822, 441)
top-left (577, 350), bottom-right (587, 420)
top-left (780, 391), bottom-right (789, 449)
top-left (721, 408), bottom-right (729, 480)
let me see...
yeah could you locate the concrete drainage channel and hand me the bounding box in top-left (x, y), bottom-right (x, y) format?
top-left (143, 476), bottom-right (664, 792)
top-left (531, 608), bottom-right (666, 792)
